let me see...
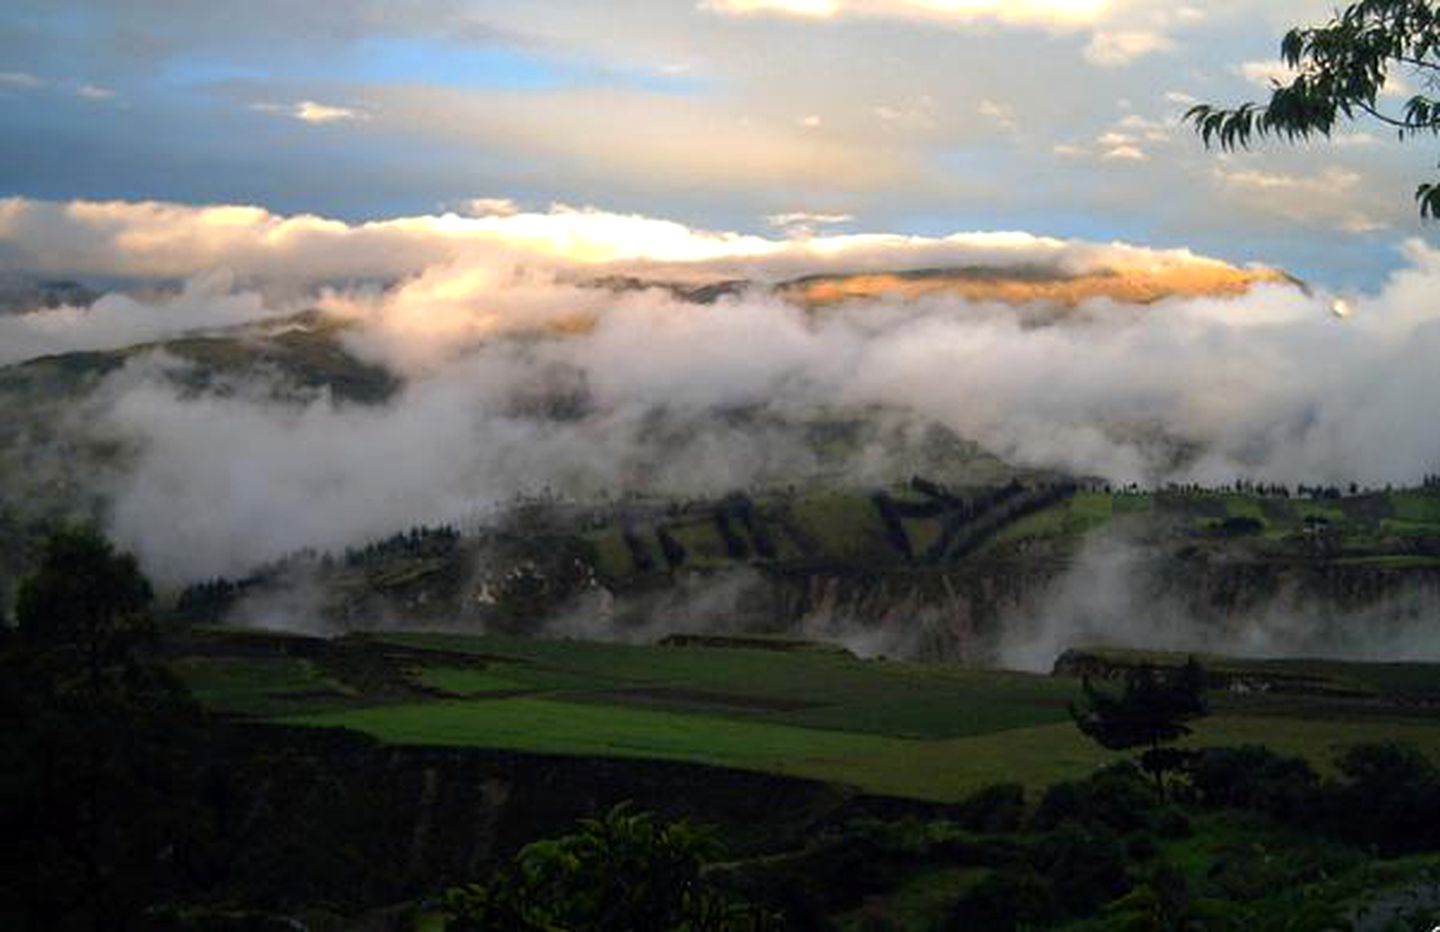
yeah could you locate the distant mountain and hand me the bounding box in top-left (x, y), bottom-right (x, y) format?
top-left (0, 275), bottom-right (101, 315)
top-left (586, 260), bottom-right (1299, 312)
top-left (773, 263), bottom-right (1299, 308)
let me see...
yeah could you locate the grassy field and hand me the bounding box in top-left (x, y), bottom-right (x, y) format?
top-left (157, 629), bottom-right (1440, 803)
top-left (172, 654), bottom-right (354, 716)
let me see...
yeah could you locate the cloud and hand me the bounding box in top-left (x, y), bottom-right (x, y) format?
top-left (463, 197), bottom-right (522, 218)
top-left (1, 195), bottom-right (1254, 287)
top-left (703, 0), bottom-right (1111, 28)
top-left (5, 196), bottom-right (1440, 585)
top-left (1102, 144), bottom-right (1147, 161)
top-left (75, 83), bottom-right (116, 101)
top-left (0, 71), bottom-right (44, 90)
top-left (0, 271), bottom-right (282, 367)
top-left (872, 97), bottom-right (938, 131)
top-left (1083, 29), bottom-right (1175, 67)
top-left (978, 98), bottom-right (1018, 132)
top-left (1209, 163), bottom-right (1386, 234)
top-left (766, 211), bottom-right (855, 237)
top-left (252, 99), bottom-right (368, 124)
top-left (1235, 58), bottom-right (1299, 88)
top-left (363, 84), bottom-right (923, 194)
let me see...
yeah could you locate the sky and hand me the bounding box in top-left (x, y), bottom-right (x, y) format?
top-left (0, 0), bottom-right (1436, 288)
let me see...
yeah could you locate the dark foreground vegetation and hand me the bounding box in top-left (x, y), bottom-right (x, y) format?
top-left (6, 527), bottom-right (1440, 930)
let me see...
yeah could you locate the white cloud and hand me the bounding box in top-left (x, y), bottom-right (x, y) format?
top-left (1236, 59), bottom-right (1299, 88)
top-left (0, 194), bottom-right (1273, 316)
top-left (0, 71), bottom-right (43, 90)
top-left (463, 197), bottom-right (522, 217)
top-left (703, 0), bottom-right (1112, 28)
top-left (1217, 165), bottom-right (1360, 193)
top-left (19, 202), bottom-right (1435, 583)
top-left (252, 99), bottom-right (369, 124)
top-left (1211, 164), bottom-right (1386, 235)
top-left (1103, 144), bottom-right (1148, 161)
top-left (294, 99), bottom-right (367, 123)
top-left (1332, 132), bottom-right (1379, 149)
top-left (872, 96), bottom-right (938, 131)
top-left (75, 83), bottom-right (116, 101)
top-left (766, 211), bottom-right (855, 237)
top-left (979, 98), bottom-right (1018, 132)
top-left (1083, 30), bottom-right (1175, 67)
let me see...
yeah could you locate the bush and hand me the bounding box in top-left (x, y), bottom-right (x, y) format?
top-left (1154, 806), bottom-right (1192, 839)
top-left (1032, 763), bottom-right (1158, 835)
top-left (957, 783), bottom-right (1025, 834)
top-left (1328, 742), bottom-right (1440, 854)
top-left (1032, 820), bottom-right (1131, 917)
top-left (946, 867), bottom-right (1056, 931)
top-left (1189, 745), bottom-right (1320, 822)
top-left (439, 804), bottom-right (783, 932)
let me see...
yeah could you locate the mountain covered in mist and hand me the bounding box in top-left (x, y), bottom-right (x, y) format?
top-left (3, 257), bottom-right (1438, 675)
top-left (3, 197), bottom-right (1440, 670)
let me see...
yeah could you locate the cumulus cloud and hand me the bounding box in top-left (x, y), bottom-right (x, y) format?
top-left (0, 196), bottom-right (1252, 288)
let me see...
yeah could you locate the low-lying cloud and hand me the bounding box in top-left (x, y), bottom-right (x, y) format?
top-left (1, 197), bottom-right (1439, 586)
top-left (998, 529), bottom-right (1440, 672)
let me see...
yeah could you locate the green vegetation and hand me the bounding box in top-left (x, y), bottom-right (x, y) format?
top-left (161, 629), bottom-right (1432, 803)
top-left (10, 523), bottom-right (1440, 929)
top-left (575, 483), bottom-right (1440, 585)
top-left (439, 804), bottom-right (782, 931)
top-left (172, 655), bottom-right (352, 715)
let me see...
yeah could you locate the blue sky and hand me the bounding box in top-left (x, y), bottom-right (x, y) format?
top-left (0, 0), bottom-right (1434, 287)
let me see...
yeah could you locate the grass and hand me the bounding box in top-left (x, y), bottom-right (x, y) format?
top-left (173, 655), bottom-right (352, 716)
top-left (377, 632), bottom-right (1078, 739)
top-left (284, 696), bottom-right (900, 767)
top-left (411, 666), bottom-right (532, 695)
top-left (170, 629), bottom-right (1440, 803)
top-left (576, 486), bottom-right (1440, 582)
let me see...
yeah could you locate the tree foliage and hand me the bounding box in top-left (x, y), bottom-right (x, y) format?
top-left (1069, 660), bottom-right (1209, 797)
top-left (1, 526), bottom-right (199, 931)
top-left (439, 803), bottom-right (784, 932)
top-left (1186, 0), bottom-right (1440, 217)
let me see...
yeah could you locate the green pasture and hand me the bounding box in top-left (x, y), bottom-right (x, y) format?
top-left (377, 632), bottom-right (1078, 738)
top-left (170, 628), bottom-right (1440, 803)
top-left (173, 655), bottom-right (353, 716)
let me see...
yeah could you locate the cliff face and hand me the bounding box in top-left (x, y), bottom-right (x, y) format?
top-left (195, 724), bottom-right (850, 913)
top-left (661, 552), bottom-right (1440, 664)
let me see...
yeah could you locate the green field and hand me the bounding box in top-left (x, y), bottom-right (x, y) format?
top-left (166, 629), bottom-right (1440, 804)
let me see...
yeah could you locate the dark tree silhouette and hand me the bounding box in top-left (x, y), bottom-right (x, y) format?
top-left (1187, 0), bottom-right (1440, 217)
top-left (2, 526), bottom-right (199, 931)
top-left (1069, 659), bottom-right (1209, 798)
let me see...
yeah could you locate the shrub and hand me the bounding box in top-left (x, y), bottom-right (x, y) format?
top-left (957, 783), bottom-right (1025, 834)
top-left (1189, 745), bottom-right (1320, 822)
top-left (1032, 763), bottom-right (1158, 835)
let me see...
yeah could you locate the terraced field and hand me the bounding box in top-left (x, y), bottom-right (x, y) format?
top-left (579, 483), bottom-right (1440, 582)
